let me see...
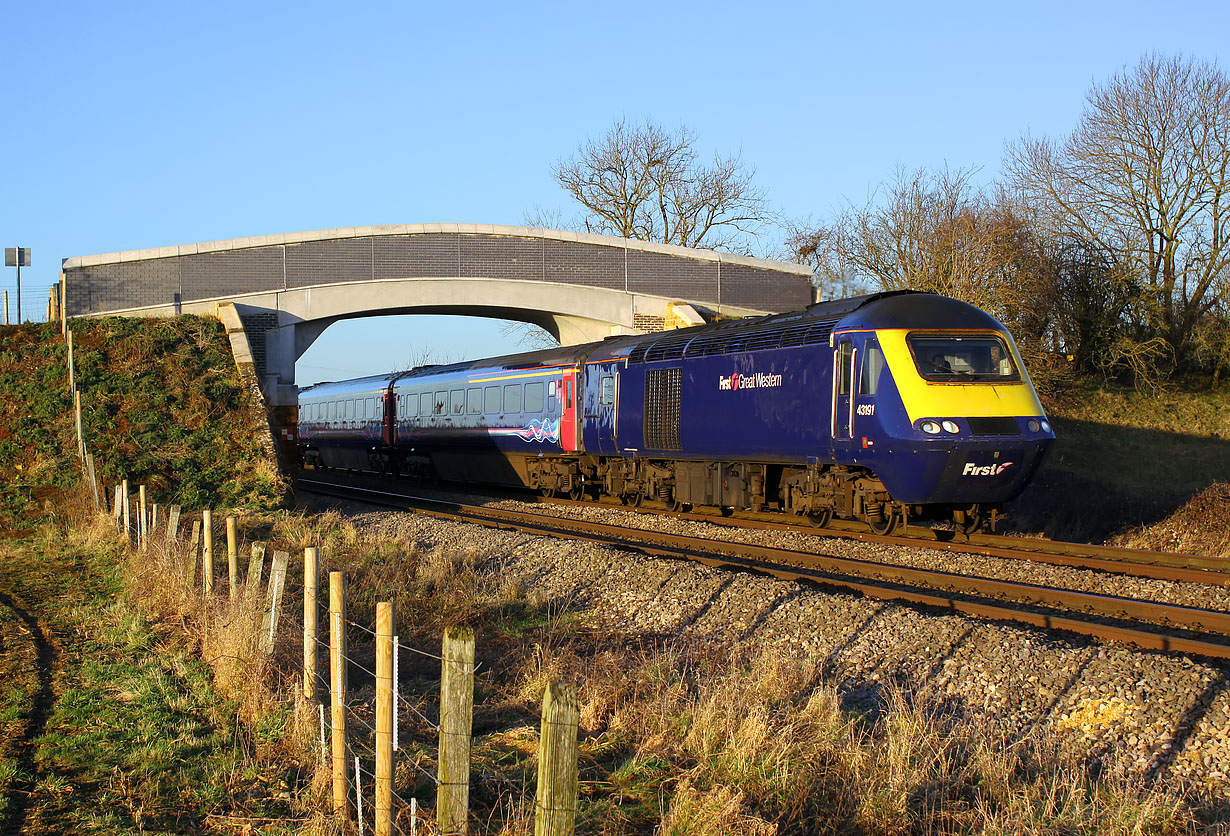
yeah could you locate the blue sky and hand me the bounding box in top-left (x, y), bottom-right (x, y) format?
top-left (2, 0), bottom-right (1226, 384)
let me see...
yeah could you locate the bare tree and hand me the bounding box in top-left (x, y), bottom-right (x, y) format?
top-left (552, 119), bottom-right (773, 253)
top-left (1007, 54), bottom-right (1230, 366)
top-left (784, 220), bottom-right (867, 301)
top-left (790, 167), bottom-right (1063, 369)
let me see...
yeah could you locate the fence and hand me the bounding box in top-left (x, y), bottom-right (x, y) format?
top-left (64, 324), bottom-right (583, 834)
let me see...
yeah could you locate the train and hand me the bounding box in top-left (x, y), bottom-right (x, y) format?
top-left (296, 290), bottom-right (1055, 534)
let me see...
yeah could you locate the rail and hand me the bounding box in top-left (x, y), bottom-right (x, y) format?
top-left (296, 477), bottom-right (1230, 660)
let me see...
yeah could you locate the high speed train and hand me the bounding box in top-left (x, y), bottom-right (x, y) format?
top-left (297, 291), bottom-right (1054, 533)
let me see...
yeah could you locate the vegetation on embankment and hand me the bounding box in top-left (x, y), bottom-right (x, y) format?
top-left (1015, 379), bottom-right (1230, 545)
top-left (0, 318), bottom-right (284, 536)
top-left (0, 319), bottom-right (296, 832)
top-left (0, 511), bottom-right (302, 833)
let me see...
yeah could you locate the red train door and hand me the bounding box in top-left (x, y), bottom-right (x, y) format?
top-left (560, 370), bottom-right (580, 451)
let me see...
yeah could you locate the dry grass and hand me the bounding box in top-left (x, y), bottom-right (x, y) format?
top-left (97, 503), bottom-right (1212, 834)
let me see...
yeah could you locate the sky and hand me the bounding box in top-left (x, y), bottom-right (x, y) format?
top-left (2, 0), bottom-right (1226, 385)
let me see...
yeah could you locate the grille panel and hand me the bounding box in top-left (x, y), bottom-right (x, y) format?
top-left (967, 417), bottom-right (1019, 436)
top-left (644, 367), bottom-right (682, 450)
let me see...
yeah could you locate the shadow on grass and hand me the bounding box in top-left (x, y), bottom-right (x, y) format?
top-left (0, 591), bottom-right (56, 836)
top-left (1010, 416), bottom-right (1230, 543)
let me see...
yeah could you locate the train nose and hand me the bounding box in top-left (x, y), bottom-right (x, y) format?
top-left (931, 442), bottom-right (1052, 503)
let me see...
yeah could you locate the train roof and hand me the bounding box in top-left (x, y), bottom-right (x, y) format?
top-left (299, 292), bottom-right (1009, 398)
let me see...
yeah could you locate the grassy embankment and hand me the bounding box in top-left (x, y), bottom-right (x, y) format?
top-left (1019, 379), bottom-right (1230, 552)
top-left (1, 317), bottom-right (1226, 833)
top-left (0, 319), bottom-right (295, 832)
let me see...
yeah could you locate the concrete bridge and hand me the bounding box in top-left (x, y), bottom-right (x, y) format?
top-left (59, 224), bottom-right (815, 406)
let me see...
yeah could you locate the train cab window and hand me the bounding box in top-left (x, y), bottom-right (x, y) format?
top-left (420, 392), bottom-right (433, 416)
top-left (450, 389), bottom-right (464, 415)
top-left (484, 386), bottom-right (501, 414)
top-left (524, 382), bottom-right (545, 412)
top-left (907, 334), bottom-right (1020, 382)
top-left (837, 342), bottom-right (854, 396)
top-left (600, 376), bottom-right (615, 406)
top-left (466, 388), bottom-right (481, 414)
top-left (503, 384), bottom-right (521, 413)
top-left (860, 341), bottom-right (885, 396)
top-left (435, 391), bottom-right (448, 414)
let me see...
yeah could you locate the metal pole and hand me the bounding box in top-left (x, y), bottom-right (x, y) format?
top-left (15, 258), bottom-right (20, 323)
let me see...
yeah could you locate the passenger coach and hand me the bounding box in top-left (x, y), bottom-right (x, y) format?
top-left (297, 291), bottom-right (1055, 533)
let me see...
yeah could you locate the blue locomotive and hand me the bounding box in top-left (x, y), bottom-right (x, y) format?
top-left (297, 291), bottom-right (1054, 533)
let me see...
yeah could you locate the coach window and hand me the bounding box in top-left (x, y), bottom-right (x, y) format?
top-left (451, 389), bottom-right (464, 415)
top-left (503, 383), bottom-right (521, 413)
top-left (484, 386), bottom-right (501, 414)
top-left (600, 376), bottom-right (615, 406)
top-left (860, 340), bottom-right (884, 396)
top-left (416, 392), bottom-right (429, 416)
top-left (525, 381), bottom-right (545, 412)
top-left (547, 380), bottom-right (558, 411)
top-left (466, 388), bottom-right (481, 414)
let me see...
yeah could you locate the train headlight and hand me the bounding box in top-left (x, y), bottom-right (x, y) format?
top-left (941, 420), bottom-right (960, 434)
top-left (1041, 420), bottom-right (1051, 432)
top-left (1027, 419), bottom-right (1040, 433)
top-left (919, 420), bottom-right (941, 435)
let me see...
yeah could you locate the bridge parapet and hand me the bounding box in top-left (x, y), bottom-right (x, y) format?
top-left (60, 224), bottom-right (815, 405)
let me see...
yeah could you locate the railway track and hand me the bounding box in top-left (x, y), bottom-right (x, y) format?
top-left (537, 495), bottom-right (1230, 587)
top-left (297, 477), bottom-right (1230, 660)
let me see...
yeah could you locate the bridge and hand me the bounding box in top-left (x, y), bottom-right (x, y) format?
top-left (59, 224), bottom-right (815, 406)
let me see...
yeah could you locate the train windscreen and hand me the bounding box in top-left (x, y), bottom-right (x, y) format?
top-left (906, 334), bottom-right (1020, 382)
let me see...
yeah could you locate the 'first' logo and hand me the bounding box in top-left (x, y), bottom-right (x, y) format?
top-left (962, 462), bottom-right (1014, 476)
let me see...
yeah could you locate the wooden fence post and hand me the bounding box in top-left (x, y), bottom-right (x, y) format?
top-left (186, 520), bottom-right (201, 586)
top-left (66, 329), bottom-right (75, 395)
top-left (3, 291), bottom-right (7, 326)
top-left (246, 542), bottom-right (267, 600)
top-left (138, 485), bottom-right (148, 551)
top-left (112, 484), bottom-right (123, 528)
top-left (303, 547), bottom-right (319, 702)
top-left (226, 516), bottom-right (239, 600)
top-left (438, 626), bottom-right (475, 836)
top-left (166, 505), bottom-right (181, 544)
top-left (375, 601), bottom-right (395, 836)
top-left (533, 681), bottom-right (580, 836)
top-left (84, 453), bottom-right (101, 512)
top-left (329, 571), bottom-right (350, 822)
top-left (202, 509), bottom-right (213, 595)
top-left (73, 390), bottom-right (84, 463)
top-left (121, 479), bottom-right (131, 543)
top-left (261, 550), bottom-right (289, 655)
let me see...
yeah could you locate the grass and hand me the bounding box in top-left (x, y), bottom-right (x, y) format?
top-left (261, 509), bottom-right (1213, 835)
top-left (1014, 378), bottom-right (1230, 542)
top-left (0, 509), bottom-right (304, 834)
top-left (0, 318), bottom-right (284, 537)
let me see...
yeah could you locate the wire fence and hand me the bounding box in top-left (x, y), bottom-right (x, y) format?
top-left (64, 311), bottom-right (579, 834)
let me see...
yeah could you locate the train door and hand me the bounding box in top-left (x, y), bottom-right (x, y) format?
top-left (832, 337), bottom-right (856, 451)
top-left (583, 363), bottom-right (619, 455)
top-left (560, 370), bottom-right (580, 452)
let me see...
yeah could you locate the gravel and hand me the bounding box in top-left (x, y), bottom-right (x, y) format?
top-left (301, 486), bottom-right (1230, 797)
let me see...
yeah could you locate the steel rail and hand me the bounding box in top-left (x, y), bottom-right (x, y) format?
top-left (297, 478), bottom-right (1230, 660)
top-left (514, 492), bottom-right (1230, 585)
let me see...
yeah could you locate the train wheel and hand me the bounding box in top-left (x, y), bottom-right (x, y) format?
top-left (807, 507), bottom-right (833, 528)
top-left (868, 511), bottom-right (900, 536)
top-left (542, 485), bottom-right (558, 499)
top-left (627, 491), bottom-right (643, 507)
top-left (568, 485), bottom-right (584, 501)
